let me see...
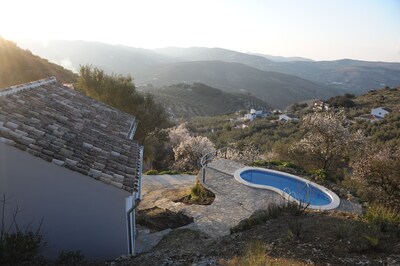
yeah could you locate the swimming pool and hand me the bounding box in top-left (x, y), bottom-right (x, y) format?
top-left (234, 167), bottom-right (340, 210)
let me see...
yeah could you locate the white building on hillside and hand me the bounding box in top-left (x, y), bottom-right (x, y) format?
top-left (371, 107), bottom-right (391, 118)
top-left (279, 114), bottom-right (299, 122)
top-left (250, 109), bottom-right (263, 116)
top-left (244, 113), bottom-right (257, 121)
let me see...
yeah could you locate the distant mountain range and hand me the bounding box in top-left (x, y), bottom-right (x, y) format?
top-left (150, 47), bottom-right (400, 93)
top-left (16, 40), bottom-right (400, 107)
top-left (17, 40), bottom-right (172, 75)
top-left (141, 83), bottom-right (271, 119)
top-left (135, 61), bottom-right (336, 108)
top-left (0, 38), bottom-right (76, 88)
top-left (247, 52), bottom-right (313, 62)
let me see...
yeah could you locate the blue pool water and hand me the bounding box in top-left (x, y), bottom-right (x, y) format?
top-left (241, 169), bottom-right (332, 206)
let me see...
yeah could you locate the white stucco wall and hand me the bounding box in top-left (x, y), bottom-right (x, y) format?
top-left (371, 108), bottom-right (389, 118)
top-left (0, 142), bottom-right (130, 260)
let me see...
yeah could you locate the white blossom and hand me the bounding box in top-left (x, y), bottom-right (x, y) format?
top-left (173, 136), bottom-right (215, 171)
top-left (291, 110), bottom-right (364, 171)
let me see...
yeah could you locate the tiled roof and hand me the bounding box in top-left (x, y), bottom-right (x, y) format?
top-left (381, 107), bottom-right (392, 112)
top-left (0, 78), bottom-right (140, 192)
top-left (372, 107), bottom-right (392, 113)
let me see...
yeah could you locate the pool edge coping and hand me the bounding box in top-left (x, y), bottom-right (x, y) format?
top-left (233, 166), bottom-right (340, 211)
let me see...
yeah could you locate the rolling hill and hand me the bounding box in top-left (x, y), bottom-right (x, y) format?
top-left (135, 61), bottom-right (337, 108)
top-left (16, 40), bottom-right (400, 102)
top-left (153, 47), bottom-right (400, 93)
top-left (262, 59), bottom-right (400, 93)
top-left (153, 47), bottom-right (277, 70)
top-left (141, 82), bottom-right (271, 119)
top-left (16, 39), bottom-right (174, 75)
top-left (0, 37), bottom-right (77, 88)
top-left (248, 52), bottom-right (313, 62)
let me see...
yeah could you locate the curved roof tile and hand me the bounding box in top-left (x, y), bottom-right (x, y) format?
top-left (0, 78), bottom-right (140, 192)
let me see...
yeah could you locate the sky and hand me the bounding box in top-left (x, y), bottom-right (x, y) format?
top-left (1, 0), bottom-right (399, 62)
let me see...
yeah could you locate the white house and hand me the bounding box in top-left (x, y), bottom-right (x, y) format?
top-left (272, 109), bottom-right (282, 114)
top-left (279, 114), bottom-right (299, 122)
top-left (250, 109), bottom-right (263, 116)
top-left (371, 107), bottom-right (392, 118)
top-left (247, 109), bottom-right (271, 120)
top-left (243, 113), bottom-right (257, 121)
top-left (0, 78), bottom-right (143, 260)
top-left (313, 100), bottom-right (330, 111)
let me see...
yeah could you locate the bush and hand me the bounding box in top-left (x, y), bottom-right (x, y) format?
top-left (250, 160), bottom-right (299, 170)
top-left (190, 181), bottom-right (212, 202)
top-left (364, 205), bottom-right (400, 232)
top-left (0, 196), bottom-right (45, 265)
top-left (0, 231), bottom-right (43, 265)
top-left (144, 169), bottom-right (159, 175)
top-left (158, 170), bottom-right (180, 175)
top-left (309, 169), bottom-right (328, 180)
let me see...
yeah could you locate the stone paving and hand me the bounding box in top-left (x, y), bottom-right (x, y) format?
top-left (139, 160), bottom-right (282, 239)
top-left (142, 174), bottom-right (196, 193)
top-left (207, 158), bottom-right (246, 175)
top-left (136, 159), bottom-right (362, 253)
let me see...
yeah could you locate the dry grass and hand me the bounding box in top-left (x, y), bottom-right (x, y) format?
top-left (219, 241), bottom-right (307, 266)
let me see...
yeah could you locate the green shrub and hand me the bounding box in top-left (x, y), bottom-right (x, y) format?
top-left (144, 169), bottom-right (159, 175)
top-left (250, 160), bottom-right (299, 169)
top-left (176, 181), bottom-right (215, 205)
top-left (363, 235), bottom-right (379, 248)
top-left (309, 169), bottom-right (328, 180)
top-left (158, 170), bottom-right (180, 175)
top-left (364, 205), bottom-right (400, 231)
top-left (190, 181), bottom-right (208, 201)
top-left (269, 160), bottom-right (282, 166)
top-left (251, 160), bottom-right (270, 168)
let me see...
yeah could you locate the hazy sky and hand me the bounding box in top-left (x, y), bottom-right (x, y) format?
top-left (1, 0), bottom-right (399, 62)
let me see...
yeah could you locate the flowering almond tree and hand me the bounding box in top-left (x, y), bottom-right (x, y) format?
top-left (167, 123), bottom-right (191, 148)
top-left (291, 110), bottom-right (364, 172)
top-left (168, 124), bottom-right (215, 171)
top-left (173, 135), bottom-right (215, 171)
top-left (352, 146), bottom-right (400, 210)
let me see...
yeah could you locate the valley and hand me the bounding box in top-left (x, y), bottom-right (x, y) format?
top-left (17, 40), bottom-right (400, 108)
top-left (141, 83), bottom-right (270, 119)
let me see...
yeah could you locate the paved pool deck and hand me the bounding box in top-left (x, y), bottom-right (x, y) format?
top-left (139, 159), bottom-right (282, 239)
top-left (137, 159), bottom-right (362, 252)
